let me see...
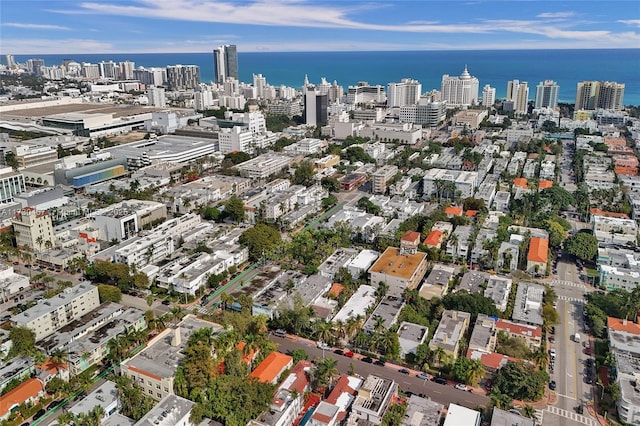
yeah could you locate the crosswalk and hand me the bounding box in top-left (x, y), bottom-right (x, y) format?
top-left (558, 295), bottom-right (585, 303)
top-left (545, 406), bottom-right (597, 425)
top-left (551, 279), bottom-right (587, 289)
top-left (534, 408), bottom-right (545, 425)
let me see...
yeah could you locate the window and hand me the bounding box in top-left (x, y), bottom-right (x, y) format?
top-left (148, 389), bottom-right (153, 395)
top-left (156, 384), bottom-right (160, 389)
top-left (157, 392), bottom-right (161, 397)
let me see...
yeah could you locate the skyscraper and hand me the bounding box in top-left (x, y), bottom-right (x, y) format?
top-left (441, 66), bottom-right (479, 108)
top-left (304, 86), bottom-right (328, 127)
top-left (535, 80), bottom-right (560, 109)
top-left (506, 80), bottom-right (529, 114)
top-left (166, 65), bottom-right (200, 90)
top-left (213, 45), bottom-right (238, 84)
top-left (388, 78), bottom-right (422, 107)
top-left (575, 81), bottom-right (625, 111)
top-left (482, 84), bottom-right (496, 107)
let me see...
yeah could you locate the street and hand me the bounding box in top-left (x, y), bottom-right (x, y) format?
top-left (548, 255), bottom-right (598, 426)
top-left (269, 335), bottom-right (490, 410)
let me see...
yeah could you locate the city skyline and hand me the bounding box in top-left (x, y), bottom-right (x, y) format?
top-left (1, 0), bottom-right (639, 54)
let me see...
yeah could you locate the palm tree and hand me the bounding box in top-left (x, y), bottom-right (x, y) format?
top-left (449, 233), bottom-right (460, 261)
top-left (532, 345), bottom-right (550, 370)
top-left (432, 346), bottom-right (446, 367)
top-left (522, 405), bottom-right (536, 422)
top-left (375, 282), bottom-right (388, 300)
top-left (220, 292), bottom-right (232, 311)
top-left (314, 321), bottom-right (334, 346)
top-left (373, 316), bottom-right (386, 334)
top-left (465, 359), bottom-right (486, 386)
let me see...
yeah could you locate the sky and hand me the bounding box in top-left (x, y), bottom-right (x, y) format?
top-left (1, 0), bottom-right (640, 54)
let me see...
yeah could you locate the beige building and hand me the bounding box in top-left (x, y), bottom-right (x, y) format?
top-left (12, 207), bottom-right (56, 252)
top-left (371, 165), bottom-right (399, 194)
top-left (429, 310), bottom-right (471, 360)
top-left (11, 282), bottom-right (100, 341)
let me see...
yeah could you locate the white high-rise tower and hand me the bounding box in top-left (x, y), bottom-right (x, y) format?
top-left (482, 84), bottom-right (496, 107)
top-left (441, 66), bottom-right (479, 108)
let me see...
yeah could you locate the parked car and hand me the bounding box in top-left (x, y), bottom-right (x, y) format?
top-left (549, 380), bottom-right (557, 390)
top-left (399, 368), bottom-right (410, 375)
top-left (434, 377), bottom-right (447, 385)
top-left (317, 342), bottom-right (331, 350)
top-left (374, 359), bottom-right (386, 367)
top-left (343, 350), bottom-right (354, 358)
top-left (47, 400), bottom-right (61, 410)
top-left (417, 373), bottom-right (430, 380)
top-left (33, 409), bottom-right (46, 420)
top-left (361, 357), bottom-right (373, 364)
top-left (273, 329), bottom-right (287, 337)
top-left (454, 383), bottom-right (468, 391)
top-left (333, 349), bottom-right (344, 356)
top-left (161, 300), bottom-right (171, 306)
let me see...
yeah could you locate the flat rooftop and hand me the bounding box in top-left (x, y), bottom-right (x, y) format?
top-left (124, 315), bottom-right (222, 379)
top-left (134, 394), bottom-right (196, 426)
top-left (363, 296), bottom-right (405, 333)
top-left (333, 285), bottom-right (377, 323)
top-left (12, 282), bottom-right (96, 324)
top-left (7, 103), bottom-right (164, 119)
top-left (403, 395), bottom-right (443, 426)
top-left (369, 247), bottom-right (427, 280)
top-left (425, 264), bottom-right (455, 286)
top-left (457, 271), bottom-right (487, 293)
top-left (69, 380), bottom-right (118, 417)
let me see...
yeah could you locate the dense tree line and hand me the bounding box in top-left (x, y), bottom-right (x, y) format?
top-left (492, 361), bottom-right (549, 401)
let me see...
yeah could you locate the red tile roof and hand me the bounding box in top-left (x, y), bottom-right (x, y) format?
top-left (401, 230), bottom-right (421, 244)
top-left (445, 206), bottom-right (463, 216)
top-left (608, 317), bottom-right (640, 335)
top-left (496, 319), bottom-right (542, 339)
top-left (328, 283), bottom-right (344, 298)
top-left (424, 230), bottom-right (443, 247)
top-left (590, 208), bottom-right (630, 219)
top-left (527, 237), bottom-right (548, 263)
top-left (538, 180), bottom-right (553, 190)
top-left (280, 360), bottom-right (312, 393)
top-left (467, 349), bottom-right (518, 370)
top-left (0, 378), bottom-right (44, 418)
top-left (465, 210), bottom-right (478, 217)
top-left (325, 374), bottom-right (361, 421)
top-left (513, 178), bottom-right (528, 189)
top-left (250, 352), bottom-right (293, 384)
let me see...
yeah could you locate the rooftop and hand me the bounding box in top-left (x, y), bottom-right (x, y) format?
top-left (469, 314), bottom-right (497, 352)
top-left (429, 310), bottom-right (471, 353)
top-left (402, 395), bottom-right (443, 426)
top-left (490, 407), bottom-right (535, 426)
top-left (69, 380), bottom-right (118, 417)
top-left (512, 282), bottom-right (544, 326)
top-left (457, 271), bottom-right (487, 293)
top-left (363, 296), bottom-right (405, 333)
top-left (133, 394), bottom-right (195, 426)
top-left (369, 247), bottom-right (428, 280)
top-left (443, 403), bottom-right (481, 426)
top-left (333, 285), bottom-right (377, 323)
top-left (249, 351), bottom-right (293, 383)
top-left (12, 282), bottom-right (97, 325)
top-left (527, 237), bottom-right (549, 263)
top-left (424, 264), bottom-right (455, 287)
top-left (0, 378), bottom-right (43, 418)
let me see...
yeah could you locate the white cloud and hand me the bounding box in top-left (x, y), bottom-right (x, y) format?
top-left (618, 20), bottom-right (640, 27)
top-left (3, 22), bottom-right (71, 30)
top-left (536, 12), bottom-right (575, 19)
top-left (2, 38), bottom-right (114, 54)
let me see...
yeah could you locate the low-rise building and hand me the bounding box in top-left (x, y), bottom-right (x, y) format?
top-left (0, 263), bottom-right (30, 297)
top-left (349, 375), bottom-right (397, 425)
top-left (429, 310), bottom-right (471, 360)
top-left (401, 395), bottom-right (443, 426)
top-left (512, 282), bottom-right (544, 326)
top-left (469, 314), bottom-right (497, 353)
top-left (250, 352), bottom-right (294, 385)
top-left (526, 237), bottom-right (549, 275)
top-left (347, 249), bottom-right (380, 280)
top-left (495, 319), bottom-right (542, 350)
top-left (484, 276), bottom-right (512, 311)
top-left (0, 378), bottom-right (44, 421)
top-left (332, 285), bottom-right (377, 323)
top-left (490, 407), bottom-right (535, 426)
top-left (397, 322), bottom-right (429, 359)
top-left (363, 296), bottom-right (405, 334)
top-left (310, 375), bottom-right (363, 426)
top-left (69, 380), bottom-right (119, 421)
top-left (457, 271), bottom-right (487, 294)
top-left (443, 403), bottom-right (481, 426)
top-left (318, 248), bottom-right (358, 280)
top-left (133, 394), bottom-right (196, 426)
top-left (592, 215), bottom-right (639, 245)
top-left (234, 153), bottom-right (294, 179)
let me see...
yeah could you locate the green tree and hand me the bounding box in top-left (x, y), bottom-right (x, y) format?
top-left (292, 161), bottom-right (315, 186)
top-left (291, 349), bottom-right (308, 363)
top-left (320, 176), bottom-right (340, 193)
top-left (564, 232), bottom-right (598, 261)
top-left (225, 195), bottom-right (246, 223)
top-left (97, 284), bottom-right (122, 303)
top-left (493, 361), bottom-right (549, 401)
top-left (239, 224), bottom-right (282, 261)
top-left (8, 327), bottom-right (36, 357)
top-left (545, 220), bottom-right (567, 248)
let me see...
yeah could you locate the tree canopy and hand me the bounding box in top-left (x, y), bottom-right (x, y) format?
top-left (97, 284), bottom-right (122, 303)
top-left (292, 161), bottom-right (315, 186)
top-left (493, 361), bottom-right (549, 401)
top-left (8, 327), bottom-right (36, 357)
top-left (564, 232), bottom-right (598, 261)
top-left (239, 224), bottom-right (282, 261)
top-left (225, 195), bottom-right (246, 223)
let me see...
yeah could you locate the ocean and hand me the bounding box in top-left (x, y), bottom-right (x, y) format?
top-left (13, 49), bottom-right (640, 105)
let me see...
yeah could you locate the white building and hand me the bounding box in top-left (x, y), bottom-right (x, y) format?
top-left (349, 375), bottom-right (397, 425)
top-left (0, 263), bottom-right (30, 300)
top-left (441, 66), bottom-right (479, 108)
top-left (146, 86), bottom-right (166, 108)
top-left (506, 80), bottom-right (529, 115)
top-left (388, 79), bottom-right (422, 107)
top-left (444, 404), bottom-right (481, 426)
top-left (482, 84), bottom-right (496, 107)
top-left (134, 394), bottom-right (196, 426)
top-left (535, 80), bottom-right (559, 109)
top-left (0, 167), bottom-right (26, 203)
top-left (592, 215), bottom-right (638, 245)
top-left (12, 207), bottom-right (56, 252)
top-left (423, 168), bottom-right (478, 199)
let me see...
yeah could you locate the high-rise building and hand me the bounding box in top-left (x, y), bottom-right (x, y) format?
top-left (166, 65), bottom-right (200, 90)
top-left (304, 87), bottom-right (328, 127)
top-left (147, 86), bottom-right (166, 108)
top-left (441, 66), bottom-right (479, 108)
top-left (328, 80), bottom-right (343, 103)
top-left (482, 84), bottom-right (496, 107)
top-left (576, 81), bottom-right (625, 111)
top-left (98, 61), bottom-right (118, 79)
top-left (2, 55), bottom-right (15, 69)
top-left (213, 45), bottom-right (238, 84)
top-left (119, 61), bottom-right (135, 80)
top-left (26, 58), bottom-right (45, 76)
top-left (347, 82), bottom-right (386, 104)
top-left (534, 80), bottom-right (559, 109)
top-left (253, 73), bottom-right (267, 99)
top-left (506, 80), bottom-right (529, 114)
top-left (81, 63), bottom-right (100, 79)
top-left (388, 79), bottom-right (422, 107)
top-left (134, 67), bottom-right (165, 86)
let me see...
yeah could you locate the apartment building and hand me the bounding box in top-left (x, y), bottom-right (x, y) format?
top-left (0, 167), bottom-right (26, 203)
top-left (12, 282), bottom-right (100, 341)
top-left (371, 165), bottom-right (399, 194)
top-left (12, 207), bottom-right (56, 252)
top-left (429, 310), bottom-right (471, 360)
top-left (592, 215), bottom-right (639, 245)
top-left (349, 375), bottom-right (397, 425)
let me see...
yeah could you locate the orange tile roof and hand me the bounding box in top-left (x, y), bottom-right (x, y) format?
top-left (513, 178), bottom-right (528, 189)
top-left (527, 237), bottom-right (548, 263)
top-left (281, 360), bottom-right (312, 393)
top-left (401, 230), bottom-right (421, 243)
top-left (250, 352), bottom-right (293, 384)
top-left (37, 358), bottom-right (67, 374)
top-left (538, 180), bottom-right (553, 190)
top-left (608, 317), bottom-right (640, 335)
top-left (590, 208), bottom-right (630, 219)
top-left (424, 230), bottom-right (443, 247)
top-left (328, 283), bottom-right (344, 298)
top-left (496, 319), bottom-right (542, 339)
top-left (0, 378), bottom-right (44, 418)
top-left (465, 210), bottom-right (478, 217)
top-left (445, 206), bottom-right (463, 216)
top-left (476, 351), bottom-right (519, 370)
top-left (615, 166), bottom-right (639, 176)
top-left (368, 247), bottom-right (428, 280)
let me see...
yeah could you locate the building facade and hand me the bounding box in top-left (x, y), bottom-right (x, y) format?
top-left (441, 66), bottom-right (479, 108)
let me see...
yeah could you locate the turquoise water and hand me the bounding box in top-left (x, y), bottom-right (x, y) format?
top-left (15, 49), bottom-right (640, 105)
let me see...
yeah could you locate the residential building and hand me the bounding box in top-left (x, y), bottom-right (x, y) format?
top-left (363, 296), bottom-right (405, 334)
top-left (234, 153), bottom-right (293, 179)
top-left (443, 403), bottom-right (481, 426)
top-left (213, 44), bottom-right (238, 83)
top-left (399, 99), bottom-right (447, 128)
top-left (12, 207), bottom-right (55, 252)
top-left (372, 165), bottom-right (399, 194)
top-left (452, 109), bottom-right (488, 129)
top-left (482, 84), bottom-right (496, 107)
top-left (69, 380), bottom-right (119, 421)
top-left (146, 86), bottom-right (166, 108)
top-left (402, 395), bottom-right (443, 426)
top-left (492, 191), bottom-right (510, 213)
top-left (368, 232), bottom-right (429, 297)
top-left (512, 282), bottom-right (544, 326)
top-left (526, 237), bottom-right (549, 275)
top-left (349, 375), bottom-right (397, 425)
top-left (422, 168), bottom-right (478, 199)
top-left (446, 225), bottom-right (472, 259)
top-left (250, 352), bottom-right (294, 384)
top-left (429, 310), bottom-right (471, 360)
top-left (598, 264), bottom-right (640, 291)
top-left (120, 316), bottom-right (223, 401)
top-left (0, 378), bottom-right (45, 421)
top-left (592, 215), bottom-right (638, 245)
top-left (469, 314), bottom-right (497, 353)
top-left (491, 407), bottom-right (535, 426)
top-left (347, 82), bottom-right (386, 104)
top-left (317, 248), bottom-right (358, 279)
top-left (166, 64), bottom-right (200, 90)
top-left (441, 67), bottom-right (479, 107)
top-left (88, 200), bottom-right (167, 242)
top-left (304, 86), bottom-right (328, 126)
top-left (457, 271), bottom-right (487, 294)
top-left (91, 231), bottom-right (175, 270)
top-left (310, 375), bottom-right (362, 426)
top-left (0, 357), bottom-right (34, 392)
top-left (0, 167), bottom-right (26, 203)
top-left (11, 282), bottom-right (100, 341)
top-left (397, 322), bottom-right (429, 359)
top-left (484, 276), bottom-right (512, 311)
top-left (576, 81), bottom-right (625, 111)
top-left (347, 249), bottom-right (380, 280)
top-left (607, 317), bottom-right (640, 424)
top-left (133, 394), bottom-right (196, 426)
top-left (0, 263), bottom-right (30, 297)
top-left (387, 79), bottom-right (422, 107)
top-left (506, 80), bottom-right (529, 115)
top-left (332, 285), bottom-right (377, 323)
top-left (495, 319), bottom-right (542, 350)
top-left (535, 80), bottom-right (559, 109)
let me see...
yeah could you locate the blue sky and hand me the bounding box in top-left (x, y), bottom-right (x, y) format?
top-left (2, 0), bottom-right (640, 54)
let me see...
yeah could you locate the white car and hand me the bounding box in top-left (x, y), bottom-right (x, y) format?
top-left (317, 342), bottom-right (331, 350)
top-left (550, 348), bottom-right (556, 358)
top-left (454, 384), bottom-right (468, 391)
